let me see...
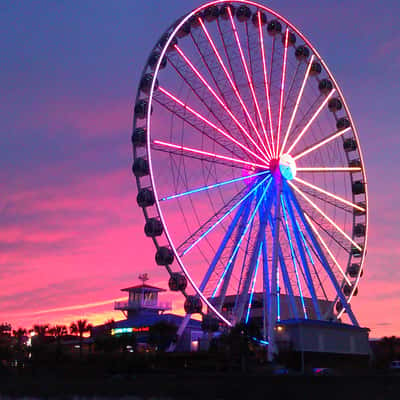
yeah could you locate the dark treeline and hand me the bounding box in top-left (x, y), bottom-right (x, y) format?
top-left (0, 319), bottom-right (400, 374)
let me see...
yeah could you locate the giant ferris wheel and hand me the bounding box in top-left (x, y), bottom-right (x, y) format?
top-left (131, 0), bottom-right (368, 355)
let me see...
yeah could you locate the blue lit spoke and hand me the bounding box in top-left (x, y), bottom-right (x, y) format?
top-left (286, 185), bottom-right (358, 325)
top-left (251, 337), bottom-right (269, 345)
top-left (295, 215), bottom-right (328, 301)
top-left (281, 195), bottom-right (308, 319)
top-left (283, 187), bottom-right (322, 319)
top-left (267, 197), bottom-right (281, 323)
top-left (161, 171), bottom-right (269, 201)
top-left (245, 242), bottom-right (263, 324)
top-left (296, 218), bottom-right (315, 264)
top-left (212, 179), bottom-right (273, 297)
top-left (181, 175), bottom-right (271, 257)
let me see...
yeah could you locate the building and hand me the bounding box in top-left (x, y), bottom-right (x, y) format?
top-left (208, 292), bottom-right (370, 367)
top-left (276, 319), bottom-right (370, 369)
top-left (94, 276), bottom-right (202, 352)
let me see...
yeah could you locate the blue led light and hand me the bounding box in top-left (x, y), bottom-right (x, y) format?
top-left (281, 195), bottom-right (308, 319)
top-left (161, 171), bottom-right (269, 201)
top-left (245, 242), bottom-right (263, 323)
top-left (251, 337), bottom-right (269, 345)
top-left (212, 179), bottom-right (273, 297)
top-left (181, 175), bottom-right (271, 257)
top-left (296, 218), bottom-right (315, 264)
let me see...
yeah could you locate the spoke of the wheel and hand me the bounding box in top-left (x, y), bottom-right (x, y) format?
top-left (276, 29), bottom-right (289, 158)
top-left (153, 144), bottom-right (251, 170)
top-left (294, 216), bottom-right (329, 301)
top-left (234, 221), bottom-right (265, 324)
top-left (297, 167), bottom-right (362, 173)
top-left (161, 171), bottom-right (269, 202)
top-left (232, 213), bottom-right (255, 314)
top-left (293, 127), bottom-right (351, 161)
top-left (199, 197), bottom-right (248, 296)
top-left (294, 176), bottom-right (365, 212)
top-left (307, 212), bottom-right (352, 253)
top-left (245, 242), bottom-right (263, 324)
top-left (212, 179), bottom-right (272, 297)
top-left (257, 11), bottom-right (275, 156)
top-left (280, 55), bottom-right (315, 156)
top-left (180, 175), bottom-right (270, 256)
top-left (234, 181), bottom-right (274, 323)
top-left (288, 187), bottom-right (358, 326)
top-left (153, 140), bottom-right (268, 170)
top-left (158, 87), bottom-right (268, 164)
top-left (167, 52), bottom-right (250, 162)
top-left (281, 195), bottom-right (308, 319)
top-left (154, 93), bottom-right (245, 161)
top-left (217, 200), bottom-right (254, 311)
top-left (288, 181), bottom-right (362, 251)
top-left (227, 9), bottom-right (273, 158)
top-left (268, 180), bottom-right (281, 360)
top-left (278, 243), bottom-right (299, 319)
top-left (174, 44), bottom-right (269, 161)
top-left (286, 89), bottom-right (336, 155)
top-left (198, 18), bottom-right (270, 158)
top-left (269, 36), bottom-right (275, 93)
top-left (304, 213), bottom-right (351, 286)
top-left (283, 189), bottom-right (323, 318)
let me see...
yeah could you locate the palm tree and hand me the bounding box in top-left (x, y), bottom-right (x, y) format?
top-left (33, 324), bottom-right (49, 338)
top-left (104, 319), bottom-right (115, 335)
top-left (49, 325), bottom-right (68, 359)
top-left (381, 336), bottom-right (400, 362)
top-left (30, 324), bottom-right (49, 360)
top-left (12, 328), bottom-right (27, 350)
top-left (0, 323), bottom-right (11, 336)
top-left (70, 319), bottom-right (92, 359)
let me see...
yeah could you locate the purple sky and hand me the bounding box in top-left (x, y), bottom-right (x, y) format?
top-left (0, 0), bottom-right (399, 337)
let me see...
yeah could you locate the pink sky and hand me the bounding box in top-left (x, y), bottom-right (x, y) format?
top-left (0, 1), bottom-right (399, 338)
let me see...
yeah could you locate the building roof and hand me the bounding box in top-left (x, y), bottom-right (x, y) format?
top-left (120, 284), bottom-right (166, 292)
top-left (279, 319), bottom-right (370, 332)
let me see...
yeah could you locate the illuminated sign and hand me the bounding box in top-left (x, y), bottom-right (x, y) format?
top-left (111, 326), bottom-right (150, 335)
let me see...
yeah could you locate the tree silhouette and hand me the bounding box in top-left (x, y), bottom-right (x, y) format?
top-left (33, 324), bottom-right (49, 338)
top-left (0, 323), bottom-right (11, 336)
top-left (149, 321), bottom-right (178, 351)
top-left (49, 325), bottom-right (68, 359)
top-left (70, 319), bottom-right (92, 359)
top-left (381, 336), bottom-right (400, 362)
top-left (12, 328), bottom-right (27, 351)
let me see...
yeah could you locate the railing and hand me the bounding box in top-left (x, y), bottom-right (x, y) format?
top-left (114, 300), bottom-right (172, 311)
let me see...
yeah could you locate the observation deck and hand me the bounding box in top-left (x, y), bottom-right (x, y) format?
top-left (114, 281), bottom-right (171, 317)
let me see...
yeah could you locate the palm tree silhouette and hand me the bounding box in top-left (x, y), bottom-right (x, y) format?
top-left (49, 325), bottom-right (68, 359)
top-left (12, 328), bottom-right (27, 351)
top-left (70, 319), bottom-right (92, 359)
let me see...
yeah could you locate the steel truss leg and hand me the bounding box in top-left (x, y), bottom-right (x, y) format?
top-left (268, 178), bottom-right (282, 361)
top-left (261, 231), bottom-right (270, 342)
top-left (267, 210), bottom-right (299, 320)
top-left (233, 224), bottom-right (264, 324)
top-left (167, 195), bottom-right (249, 352)
top-left (215, 196), bottom-right (255, 311)
top-left (232, 181), bottom-right (275, 326)
top-left (283, 187), bottom-right (322, 319)
top-left (287, 185), bottom-right (359, 326)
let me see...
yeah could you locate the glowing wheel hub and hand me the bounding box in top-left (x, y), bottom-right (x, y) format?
top-left (269, 154), bottom-right (297, 180)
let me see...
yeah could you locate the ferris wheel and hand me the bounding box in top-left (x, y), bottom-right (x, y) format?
top-left (131, 0), bottom-right (368, 356)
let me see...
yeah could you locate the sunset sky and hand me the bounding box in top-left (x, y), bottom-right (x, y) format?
top-left (1, 0), bottom-right (399, 338)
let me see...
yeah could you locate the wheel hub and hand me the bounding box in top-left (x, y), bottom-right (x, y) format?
top-left (268, 154), bottom-right (296, 181)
